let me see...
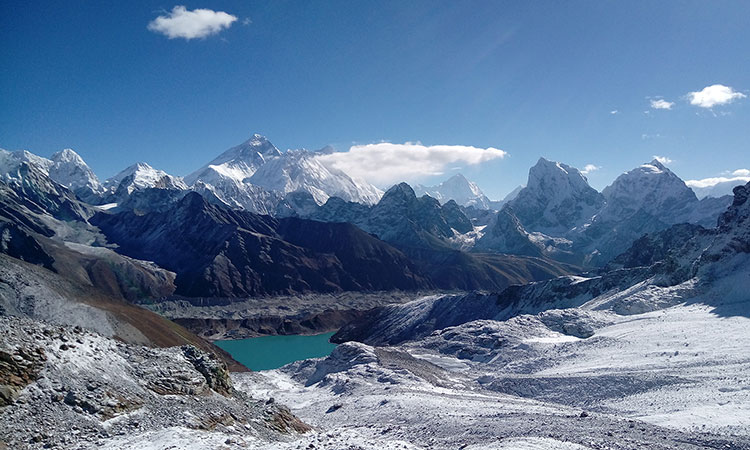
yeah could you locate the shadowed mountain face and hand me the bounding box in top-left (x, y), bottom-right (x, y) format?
top-left (92, 193), bottom-right (432, 297)
top-left (277, 183), bottom-right (578, 290)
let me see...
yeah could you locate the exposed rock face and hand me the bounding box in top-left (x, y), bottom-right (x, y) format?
top-left (607, 223), bottom-right (705, 269)
top-left (475, 208), bottom-right (544, 257)
top-left (1, 162), bottom-right (93, 225)
top-left (0, 316), bottom-right (310, 449)
top-left (0, 346), bottom-right (46, 407)
top-left (508, 158), bottom-right (605, 235)
top-left (480, 159), bottom-right (731, 266)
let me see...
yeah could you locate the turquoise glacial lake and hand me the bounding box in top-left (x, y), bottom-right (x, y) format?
top-left (215, 332), bottom-right (337, 371)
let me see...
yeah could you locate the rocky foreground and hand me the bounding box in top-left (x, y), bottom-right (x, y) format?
top-left (0, 316), bottom-right (308, 450)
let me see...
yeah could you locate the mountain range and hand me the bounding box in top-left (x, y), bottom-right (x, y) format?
top-left (2, 137), bottom-right (749, 449)
top-left (477, 158), bottom-right (732, 266)
top-left (1, 138), bottom-right (734, 276)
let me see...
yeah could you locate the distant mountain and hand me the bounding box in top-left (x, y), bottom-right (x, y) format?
top-left (184, 134), bottom-right (281, 186)
top-left (104, 162), bottom-right (187, 195)
top-left (185, 134), bottom-right (381, 212)
top-left (501, 184), bottom-right (524, 203)
top-left (479, 158), bottom-right (730, 266)
top-left (414, 174), bottom-right (491, 209)
top-left (507, 158), bottom-right (605, 235)
top-left (576, 159), bottom-right (730, 265)
top-left (333, 181), bottom-right (750, 347)
top-left (279, 183), bottom-right (577, 290)
top-left (1, 148), bottom-right (104, 203)
top-left (249, 148), bottom-right (382, 205)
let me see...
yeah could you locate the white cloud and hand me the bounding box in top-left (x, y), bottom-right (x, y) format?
top-left (316, 142), bottom-right (508, 187)
top-left (688, 84), bottom-right (746, 108)
top-left (650, 99), bottom-right (674, 110)
top-left (581, 164), bottom-right (600, 174)
top-left (687, 174), bottom-right (750, 189)
top-left (686, 170), bottom-right (750, 198)
top-left (148, 6), bottom-right (237, 40)
top-left (652, 155), bottom-right (672, 164)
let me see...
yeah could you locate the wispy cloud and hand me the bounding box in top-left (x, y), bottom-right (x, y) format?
top-left (687, 172), bottom-right (750, 188)
top-left (148, 6), bottom-right (237, 40)
top-left (688, 84), bottom-right (746, 108)
top-left (650, 99), bottom-right (674, 110)
top-left (581, 164), bottom-right (600, 174)
top-left (316, 142), bottom-right (508, 187)
top-left (686, 169), bottom-right (750, 198)
top-left (652, 155), bottom-right (672, 164)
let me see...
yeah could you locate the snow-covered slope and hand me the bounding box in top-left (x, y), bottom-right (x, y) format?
top-left (599, 159), bottom-right (697, 223)
top-left (104, 162), bottom-right (187, 195)
top-left (1, 148), bottom-right (105, 202)
top-left (414, 173), bottom-right (491, 209)
top-left (250, 149), bottom-right (382, 205)
top-left (185, 135), bottom-right (382, 211)
top-left (243, 182), bottom-right (750, 448)
top-left (48, 149), bottom-right (104, 199)
top-left (184, 134), bottom-right (281, 186)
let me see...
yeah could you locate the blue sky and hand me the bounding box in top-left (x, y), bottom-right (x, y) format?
top-left (1, 1), bottom-right (748, 199)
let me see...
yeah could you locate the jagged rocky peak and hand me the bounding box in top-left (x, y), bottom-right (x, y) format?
top-left (601, 158), bottom-right (697, 218)
top-left (709, 181), bottom-right (750, 258)
top-left (414, 173), bottom-right (491, 209)
top-left (507, 157), bottom-right (604, 233)
top-left (373, 182), bottom-right (427, 213)
top-left (525, 157), bottom-right (595, 195)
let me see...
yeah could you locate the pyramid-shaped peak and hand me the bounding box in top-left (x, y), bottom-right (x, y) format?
top-left (51, 148), bottom-right (84, 163)
top-left (380, 182), bottom-right (417, 203)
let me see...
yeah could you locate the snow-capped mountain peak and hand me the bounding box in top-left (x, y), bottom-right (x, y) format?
top-left (506, 158), bottom-right (605, 233)
top-left (184, 133), bottom-right (281, 186)
top-left (250, 149), bottom-right (383, 205)
top-left (601, 158), bottom-right (697, 218)
top-left (105, 162), bottom-right (187, 194)
top-left (1, 147), bottom-right (104, 202)
top-left (48, 148), bottom-right (103, 194)
top-left (414, 173), bottom-right (491, 209)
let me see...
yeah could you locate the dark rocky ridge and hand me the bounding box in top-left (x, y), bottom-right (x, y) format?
top-left (92, 192), bottom-right (432, 297)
